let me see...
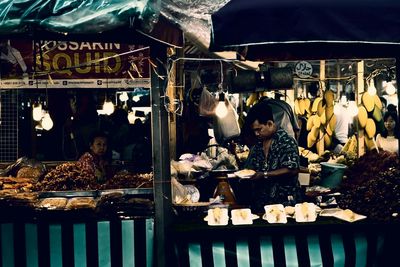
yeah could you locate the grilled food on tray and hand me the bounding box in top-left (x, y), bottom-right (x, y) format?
top-left (17, 167), bottom-right (42, 181)
top-left (38, 197), bottom-right (68, 210)
top-left (66, 197), bottom-right (96, 210)
top-left (0, 177), bottom-right (34, 192)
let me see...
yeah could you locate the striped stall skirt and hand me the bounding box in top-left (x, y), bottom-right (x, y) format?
top-left (174, 231), bottom-right (391, 267)
top-left (0, 219), bottom-right (154, 267)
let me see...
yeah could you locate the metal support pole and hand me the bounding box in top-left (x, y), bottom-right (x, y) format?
top-left (150, 46), bottom-right (172, 267)
top-left (396, 58), bottom-right (400, 158)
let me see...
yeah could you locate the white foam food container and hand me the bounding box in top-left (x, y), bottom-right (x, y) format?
top-left (204, 207), bottom-right (229, 226)
top-left (295, 202), bottom-right (317, 222)
top-left (231, 209), bottom-right (259, 225)
top-left (233, 169), bottom-right (256, 179)
top-left (333, 209), bottom-right (367, 222)
top-left (263, 204), bottom-right (287, 224)
top-left (320, 208), bottom-right (366, 222)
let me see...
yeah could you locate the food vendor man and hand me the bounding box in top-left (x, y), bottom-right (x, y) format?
top-left (243, 101), bottom-right (302, 212)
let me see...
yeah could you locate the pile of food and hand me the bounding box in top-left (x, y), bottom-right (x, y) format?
top-left (0, 177), bottom-right (34, 192)
top-left (338, 151), bottom-right (400, 221)
top-left (0, 191), bottom-right (38, 208)
top-left (102, 171), bottom-right (153, 189)
top-left (34, 162), bottom-right (100, 191)
top-left (96, 192), bottom-right (154, 215)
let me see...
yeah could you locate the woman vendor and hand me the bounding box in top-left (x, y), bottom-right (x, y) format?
top-left (243, 101), bottom-right (302, 212)
top-left (78, 131), bottom-right (110, 183)
top-left (376, 111), bottom-right (399, 154)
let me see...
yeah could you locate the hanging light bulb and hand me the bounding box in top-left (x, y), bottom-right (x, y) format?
top-left (385, 81), bottom-right (396, 95)
top-left (127, 111), bottom-right (136, 124)
top-left (367, 79), bottom-right (376, 96)
top-left (215, 92), bottom-right (228, 118)
top-left (347, 101), bottom-right (358, 117)
top-left (119, 92), bottom-right (129, 102)
top-left (32, 103), bottom-right (43, 121)
top-left (102, 100), bottom-right (115, 115)
top-left (42, 112), bottom-right (54, 130)
top-left (132, 95), bottom-right (140, 102)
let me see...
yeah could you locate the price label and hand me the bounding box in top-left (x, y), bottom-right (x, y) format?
top-left (295, 61), bottom-right (313, 78)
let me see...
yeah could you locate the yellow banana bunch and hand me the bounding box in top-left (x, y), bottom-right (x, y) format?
top-left (347, 135), bottom-right (358, 155)
top-left (246, 92), bottom-right (258, 107)
top-left (357, 91), bottom-right (383, 153)
top-left (294, 97), bottom-right (311, 116)
top-left (341, 135), bottom-right (357, 155)
top-left (305, 91), bottom-right (336, 154)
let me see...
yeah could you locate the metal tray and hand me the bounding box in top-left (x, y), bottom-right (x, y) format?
top-left (99, 188), bottom-right (153, 196)
top-left (38, 190), bottom-right (98, 198)
top-left (209, 169), bottom-right (238, 174)
top-left (38, 188), bottom-right (153, 198)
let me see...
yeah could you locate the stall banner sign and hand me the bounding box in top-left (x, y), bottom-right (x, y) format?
top-left (0, 39), bottom-right (150, 89)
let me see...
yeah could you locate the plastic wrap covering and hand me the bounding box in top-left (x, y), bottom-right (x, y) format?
top-left (0, 0), bottom-right (160, 34)
top-left (161, 0), bottom-right (229, 50)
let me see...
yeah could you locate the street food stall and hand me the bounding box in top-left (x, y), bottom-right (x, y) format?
top-left (168, 0), bottom-right (400, 266)
top-left (0, 1), bottom-right (184, 266)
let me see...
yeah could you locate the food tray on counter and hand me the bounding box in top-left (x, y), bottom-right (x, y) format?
top-left (38, 188), bottom-right (153, 199)
top-left (38, 190), bottom-right (97, 198)
top-left (99, 188), bottom-right (153, 196)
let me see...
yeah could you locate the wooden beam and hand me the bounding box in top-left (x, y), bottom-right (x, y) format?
top-left (357, 60), bottom-right (365, 156)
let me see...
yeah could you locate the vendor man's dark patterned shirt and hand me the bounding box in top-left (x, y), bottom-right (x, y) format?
top-left (244, 128), bottom-right (301, 211)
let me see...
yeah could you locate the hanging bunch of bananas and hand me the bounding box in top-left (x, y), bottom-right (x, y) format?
top-left (245, 92), bottom-right (273, 107)
top-left (246, 92), bottom-right (259, 107)
top-left (358, 91), bottom-right (383, 151)
top-left (296, 90), bottom-right (336, 155)
top-left (294, 97), bottom-right (311, 117)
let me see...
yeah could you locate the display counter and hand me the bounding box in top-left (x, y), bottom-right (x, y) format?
top-left (0, 189), bottom-right (155, 267)
top-left (171, 216), bottom-right (399, 267)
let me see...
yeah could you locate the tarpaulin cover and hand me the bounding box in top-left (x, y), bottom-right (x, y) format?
top-left (160, 0), bottom-right (229, 51)
top-left (210, 0), bottom-right (400, 60)
top-left (0, 0), bottom-right (159, 34)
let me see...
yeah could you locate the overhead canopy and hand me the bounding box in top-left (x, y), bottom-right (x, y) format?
top-left (0, 0), bottom-right (183, 47)
top-left (210, 0), bottom-right (400, 60)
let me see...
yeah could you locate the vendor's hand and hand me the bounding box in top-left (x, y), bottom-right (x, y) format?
top-left (250, 171), bottom-right (265, 180)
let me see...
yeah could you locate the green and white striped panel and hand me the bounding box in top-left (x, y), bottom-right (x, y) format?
top-left (0, 219), bottom-right (154, 267)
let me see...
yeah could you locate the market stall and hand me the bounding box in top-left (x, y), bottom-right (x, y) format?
top-left (165, 0), bottom-right (400, 266)
top-left (0, 1), bottom-right (185, 266)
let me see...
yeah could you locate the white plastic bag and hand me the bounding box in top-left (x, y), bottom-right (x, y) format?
top-left (213, 99), bottom-right (241, 143)
top-left (198, 88), bottom-right (217, 116)
top-left (171, 178), bottom-right (189, 204)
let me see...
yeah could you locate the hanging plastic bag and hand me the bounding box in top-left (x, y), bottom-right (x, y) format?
top-left (0, 156), bottom-right (46, 182)
top-left (213, 98), bottom-right (241, 144)
top-left (171, 178), bottom-right (190, 204)
top-left (198, 87), bottom-right (217, 117)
